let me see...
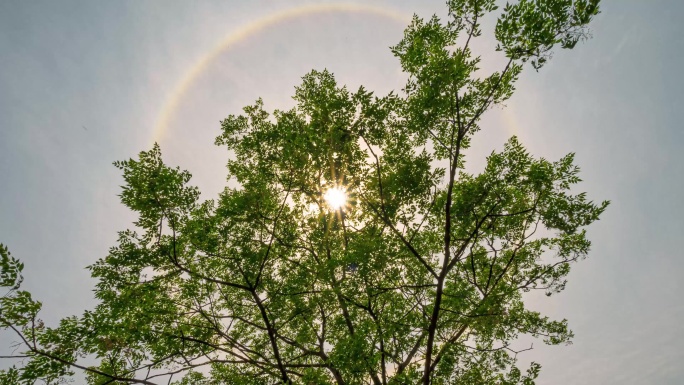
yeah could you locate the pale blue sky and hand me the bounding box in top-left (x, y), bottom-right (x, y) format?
top-left (1, 1), bottom-right (682, 384)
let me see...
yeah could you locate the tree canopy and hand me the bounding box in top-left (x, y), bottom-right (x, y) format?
top-left (0, 1), bottom-right (607, 384)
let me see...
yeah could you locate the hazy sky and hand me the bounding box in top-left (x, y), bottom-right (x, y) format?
top-left (1, 1), bottom-right (682, 384)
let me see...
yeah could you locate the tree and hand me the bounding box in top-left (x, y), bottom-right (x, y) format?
top-left (0, 1), bottom-right (607, 384)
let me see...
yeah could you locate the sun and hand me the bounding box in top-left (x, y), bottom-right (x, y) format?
top-left (323, 187), bottom-right (347, 210)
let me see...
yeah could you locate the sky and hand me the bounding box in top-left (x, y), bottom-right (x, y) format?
top-left (0, 1), bottom-right (682, 383)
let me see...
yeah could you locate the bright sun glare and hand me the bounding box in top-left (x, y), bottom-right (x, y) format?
top-left (323, 187), bottom-right (347, 210)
